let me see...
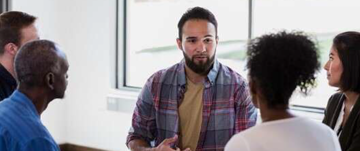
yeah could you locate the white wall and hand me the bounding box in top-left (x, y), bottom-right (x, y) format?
top-left (8, 0), bottom-right (331, 150)
top-left (12, 0), bottom-right (68, 144)
top-left (12, 0), bottom-right (133, 150)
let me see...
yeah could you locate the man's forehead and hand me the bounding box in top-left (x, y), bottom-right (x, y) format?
top-left (182, 20), bottom-right (216, 36)
top-left (183, 20), bottom-right (215, 29)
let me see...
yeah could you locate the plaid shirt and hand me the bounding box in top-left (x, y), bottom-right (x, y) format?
top-left (127, 59), bottom-right (257, 151)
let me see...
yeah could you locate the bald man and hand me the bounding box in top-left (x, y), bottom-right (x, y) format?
top-left (0, 40), bottom-right (69, 151)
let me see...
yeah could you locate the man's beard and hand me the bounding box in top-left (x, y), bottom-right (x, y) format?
top-left (183, 52), bottom-right (215, 76)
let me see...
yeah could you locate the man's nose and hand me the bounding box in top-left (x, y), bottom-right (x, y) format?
top-left (196, 42), bottom-right (206, 53)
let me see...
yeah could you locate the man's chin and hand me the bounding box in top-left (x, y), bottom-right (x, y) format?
top-left (194, 58), bottom-right (208, 63)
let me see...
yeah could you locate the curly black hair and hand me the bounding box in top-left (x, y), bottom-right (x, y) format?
top-left (247, 31), bottom-right (320, 109)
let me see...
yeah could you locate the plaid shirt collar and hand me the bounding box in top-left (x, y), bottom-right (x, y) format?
top-left (177, 58), bottom-right (220, 88)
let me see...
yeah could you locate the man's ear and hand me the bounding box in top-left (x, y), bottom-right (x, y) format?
top-left (216, 36), bottom-right (219, 45)
top-left (176, 38), bottom-right (183, 51)
top-left (46, 72), bottom-right (55, 90)
top-left (4, 43), bottom-right (19, 56)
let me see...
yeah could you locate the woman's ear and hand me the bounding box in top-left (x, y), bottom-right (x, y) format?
top-left (249, 78), bottom-right (259, 108)
top-left (45, 72), bottom-right (55, 90)
top-left (249, 78), bottom-right (257, 96)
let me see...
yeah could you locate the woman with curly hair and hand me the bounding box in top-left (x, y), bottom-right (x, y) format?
top-left (323, 31), bottom-right (360, 151)
top-left (225, 31), bottom-right (341, 151)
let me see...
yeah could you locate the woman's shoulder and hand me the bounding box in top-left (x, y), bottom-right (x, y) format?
top-left (327, 92), bottom-right (344, 107)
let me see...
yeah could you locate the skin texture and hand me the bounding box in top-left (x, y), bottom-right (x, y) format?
top-left (0, 23), bottom-right (39, 77)
top-left (17, 45), bottom-right (68, 116)
top-left (176, 19), bottom-right (218, 84)
top-left (324, 45), bottom-right (359, 128)
top-left (324, 46), bottom-right (343, 88)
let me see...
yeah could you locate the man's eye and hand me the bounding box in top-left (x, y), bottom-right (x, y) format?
top-left (204, 39), bottom-right (212, 43)
top-left (187, 39), bottom-right (196, 43)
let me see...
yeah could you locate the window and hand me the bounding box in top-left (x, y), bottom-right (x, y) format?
top-left (253, 0), bottom-right (360, 108)
top-left (118, 0), bottom-right (360, 108)
top-left (0, 0), bottom-right (10, 13)
top-left (120, 0), bottom-right (250, 88)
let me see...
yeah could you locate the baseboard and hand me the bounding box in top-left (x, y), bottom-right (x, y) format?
top-left (59, 143), bottom-right (106, 151)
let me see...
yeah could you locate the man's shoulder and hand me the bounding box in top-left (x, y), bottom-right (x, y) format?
top-left (0, 100), bottom-right (49, 142)
top-left (146, 62), bottom-right (183, 84)
top-left (0, 127), bottom-right (57, 151)
top-left (0, 99), bottom-right (17, 117)
top-left (0, 77), bottom-right (10, 101)
top-left (0, 121), bottom-right (51, 145)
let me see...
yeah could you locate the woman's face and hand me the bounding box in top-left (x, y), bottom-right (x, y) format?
top-left (324, 45), bottom-right (343, 88)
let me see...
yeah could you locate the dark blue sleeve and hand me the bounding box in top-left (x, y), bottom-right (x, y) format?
top-left (0, 127), bottom-right (10, 151)
top-left (0, 134), bottom-right (8, 151)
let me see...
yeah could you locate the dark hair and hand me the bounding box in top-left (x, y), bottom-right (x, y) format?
top-left (14, 40), bottom-right (61, 88)
top-left (333, 31), bottom-right (360, 93)
top-left (247, 31), bottom-right (320, 109)
top-left (177, 6), bottom-right (217, 41)
top-left (0, 11), bottom-right (36, 55)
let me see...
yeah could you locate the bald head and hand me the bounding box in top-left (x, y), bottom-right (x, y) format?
top-left (14, 40), bottom-right (68, 98)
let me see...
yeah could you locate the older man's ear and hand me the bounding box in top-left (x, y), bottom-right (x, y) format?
top-left (45, 72), bottom-right (55, 90)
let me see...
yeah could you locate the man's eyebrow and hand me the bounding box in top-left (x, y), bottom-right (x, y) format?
top-left (186, 37), bottom-right (197, 40)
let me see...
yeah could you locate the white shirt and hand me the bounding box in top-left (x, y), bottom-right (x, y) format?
top-left (225, 117), bottom-right (341, 151)
top-left (334, 102), bottom-right (345, 136)
top-left (334, 101), bottom-right (354, 137)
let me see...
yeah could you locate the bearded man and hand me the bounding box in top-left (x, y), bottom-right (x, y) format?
top-left (126, 7), bottom-right (257, 151)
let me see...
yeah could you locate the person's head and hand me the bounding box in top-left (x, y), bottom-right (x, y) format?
top-left (247, 31), bottom-right (320, 109)
top-left (324, 31), bottom-right (360, 93)
top-left (0, 11), bottom-right (38, 58)
top-left (14, 40), bottom-right (69, 99)
top-left (176, 7), bottom-right (218, 75)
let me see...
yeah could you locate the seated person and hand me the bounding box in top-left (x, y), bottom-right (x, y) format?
top-left (323, 31), bottom-right (360, 151)
top-left (225, 31), bottom-right (341, 151)
top-left (0, 40), bottom-right (69, 151)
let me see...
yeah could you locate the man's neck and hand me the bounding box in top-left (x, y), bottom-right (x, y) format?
top-left (0, 55), bottom-right (15, 78)
top-left (184, 65), bottom-right (206, 84)
top-left (18, 87), bottom-right (51, 116)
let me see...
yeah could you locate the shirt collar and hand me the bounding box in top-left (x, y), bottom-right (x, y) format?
top-left (8, 90), bottom-right (39, 118)
top-left (0, 63), bottom-right (17, 86)
top-left (178, 59), bottom-right (220, 87)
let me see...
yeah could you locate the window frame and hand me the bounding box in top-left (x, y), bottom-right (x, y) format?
top-left (0, 0), bottom-right (10, 13)
top-left (115, 0), bottom-right (327, 113)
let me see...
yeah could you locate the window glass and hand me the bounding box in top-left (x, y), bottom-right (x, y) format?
top-left (254, 0), bottom-right (360, 108)
top-left (126, 0), bottom-right (249, 87)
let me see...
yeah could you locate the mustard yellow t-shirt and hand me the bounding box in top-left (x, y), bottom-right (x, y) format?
top-left (178, 78), bottom-right (204, 151)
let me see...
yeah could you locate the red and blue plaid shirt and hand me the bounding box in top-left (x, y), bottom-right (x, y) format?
top-left (127, 59), bottom-right (257, 151)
